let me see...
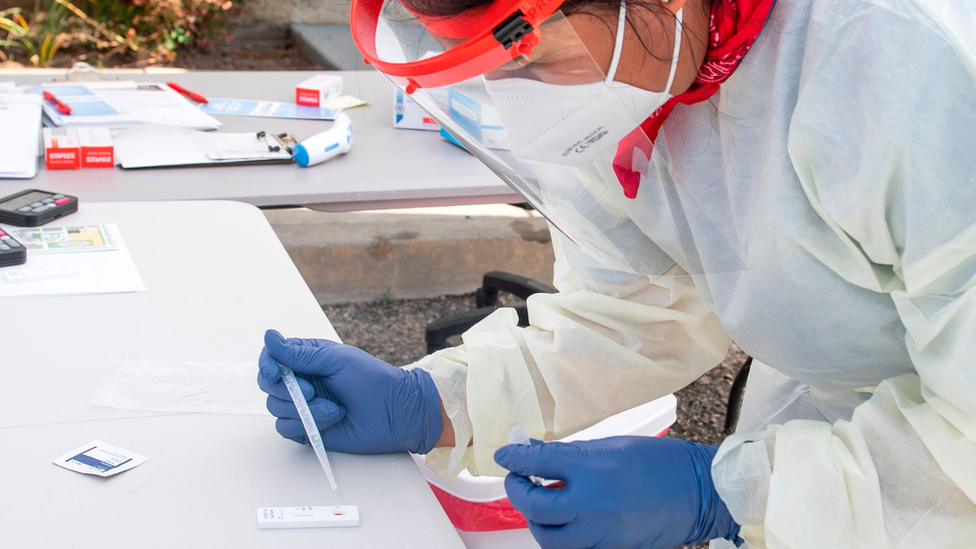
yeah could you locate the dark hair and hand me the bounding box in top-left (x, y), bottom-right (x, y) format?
top-left (404, 0), bottom-right (718, 64)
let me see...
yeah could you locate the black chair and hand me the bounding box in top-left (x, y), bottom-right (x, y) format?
top-left (424, 271), bottom-right (556, 354)
top-left (724, 356), bottom-right (752, 434)
top-left (424, 271), bottom-right (752, 435)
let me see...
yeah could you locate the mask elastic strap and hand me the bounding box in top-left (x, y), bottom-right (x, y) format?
top-left (606, 3), bottom-right (683, 93)
top-left (605, 0), bottom-right (628, 84)
top-left (664, 9), bottom-right (683, 94)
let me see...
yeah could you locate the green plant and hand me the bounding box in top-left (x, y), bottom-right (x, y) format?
top-left (0, 0), bottom-right (135, 65)
top-left (0, 0), bottom-right (73, 65)
top-left (0, 0), bottom-right (240, 66)
top-left (82, 0), bottom-right (240, 63)
top-left (377, 288), bottom-right (395, 304)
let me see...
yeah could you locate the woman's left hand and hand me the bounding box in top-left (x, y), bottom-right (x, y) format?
top-left (493, 436), bottom-right (741, 549)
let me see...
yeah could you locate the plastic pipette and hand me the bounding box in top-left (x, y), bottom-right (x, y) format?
top-left (277, 361), bottom-right (338, 490)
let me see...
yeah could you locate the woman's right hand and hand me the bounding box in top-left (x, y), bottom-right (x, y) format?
top-left (257, 329), bottom-right (443, 455)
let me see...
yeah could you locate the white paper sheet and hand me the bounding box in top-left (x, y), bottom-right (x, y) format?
top-left (0, 223), bottom-right (146, 300)
top-left (97, 84), bottom-right (222, 130)
top-left (0, 92), bottom-right (42, 179)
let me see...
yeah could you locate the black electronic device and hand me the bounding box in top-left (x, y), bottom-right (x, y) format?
top-left (0, 227), bottom-right (27, 268)
top-left (0, 189), bottom-right (78, 227)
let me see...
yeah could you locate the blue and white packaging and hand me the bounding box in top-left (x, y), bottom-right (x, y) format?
top-left (447, 88), bottom-right (509, 151)
top-left (53, 440), bottom-right (149, 477)
top-left (393, 87), bottom-right (447, 131)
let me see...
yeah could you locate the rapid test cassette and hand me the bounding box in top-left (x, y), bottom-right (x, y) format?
top-left (257, 505), bottom-right (360, 530)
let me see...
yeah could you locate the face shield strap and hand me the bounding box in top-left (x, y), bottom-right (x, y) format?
top-left (410, 0), bottom-right (520, 40)
top-left (352, 0), bottom-right (563, 89)
top-left (492, 11), bottom-right (534, 48)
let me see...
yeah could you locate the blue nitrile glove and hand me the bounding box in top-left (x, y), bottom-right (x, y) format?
top-left (257, 329), bottom-right (442, 454)
top-left (494, 436), bottom-right (742, 549)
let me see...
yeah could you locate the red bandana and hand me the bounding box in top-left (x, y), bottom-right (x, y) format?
top-left (612, 0), bottom-right (775, 199)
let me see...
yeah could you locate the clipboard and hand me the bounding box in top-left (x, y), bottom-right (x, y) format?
top-left (113, 124), bottom-right (299, 169)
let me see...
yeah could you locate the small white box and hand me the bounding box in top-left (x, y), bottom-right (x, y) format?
top-left (296, 74), bottom-right (344, 107)
top-left (393, 87), bottom-right (442, 131)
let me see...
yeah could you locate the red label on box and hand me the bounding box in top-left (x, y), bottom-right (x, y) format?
top-left (46, 147), bottom-right (81, 170)
top-left (296, 88), bottom-right (320, 107)
top-left (81, 146), bottom-right (114, 168)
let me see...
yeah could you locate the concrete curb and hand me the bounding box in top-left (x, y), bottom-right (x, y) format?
top-left (290, 23), bottom-right (368, 70)
top-left (265, 206), bottom-right (555, 304)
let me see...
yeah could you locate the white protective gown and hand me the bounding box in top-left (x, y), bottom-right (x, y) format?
top-left (405, 0), bottom-right (976, 546)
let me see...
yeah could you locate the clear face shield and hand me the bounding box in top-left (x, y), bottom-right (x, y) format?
top-left (352, 0), bottom-right (745, 277)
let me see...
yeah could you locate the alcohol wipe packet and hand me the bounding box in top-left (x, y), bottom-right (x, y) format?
top-left (53, 440), bottom-right (149, 478)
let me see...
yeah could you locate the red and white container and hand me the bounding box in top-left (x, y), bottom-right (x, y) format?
top-left (42, 127), bottom-right (81, 170)
top-left (412, 394), bottom-right (677, 549)
top-left (295, 74), bottom-right (343, 107)
top-left (77, 127), bottom-right (114, 168)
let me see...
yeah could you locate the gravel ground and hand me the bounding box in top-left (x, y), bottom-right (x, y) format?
top-left (324, 293), bottom-right (750, 549)
top-left (170, 25), bottom-right (325, 71)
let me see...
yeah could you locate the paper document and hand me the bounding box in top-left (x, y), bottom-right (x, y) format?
top-left (0, 90), bottom-right (42, 179)
top-left (0, 222), bottom-right (145, 300)
top-left (9, 224), bottom-right (116, 253)
top-left (114, 125), bottom-right (293, 168)
top-left (200, 98), bottom-right (339, 120)
top-left (30, 84), bottom-right (127, 126)
top-left (29, 82), bottom-right (221, 131)
top-left (53, 440), bottom-right (149, 477)
top-left (97, 83), bottom-right (221, 129)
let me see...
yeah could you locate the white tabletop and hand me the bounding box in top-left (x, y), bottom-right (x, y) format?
top-left (0, 201), bottom-right (465, 548)
top-left (1, 71), bottom-right (520, 211)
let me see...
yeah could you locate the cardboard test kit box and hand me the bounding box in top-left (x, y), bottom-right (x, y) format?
top-left (393, 87), bottom-right (442, 131)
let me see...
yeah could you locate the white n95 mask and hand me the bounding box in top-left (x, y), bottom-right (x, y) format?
top-left (485, 2), bottom-right (683, 167)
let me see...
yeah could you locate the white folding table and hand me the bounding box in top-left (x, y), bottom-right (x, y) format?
top-left (1, 70), bottom-right (520, 211)
top-left (0, 201), bottom-right (466, 548)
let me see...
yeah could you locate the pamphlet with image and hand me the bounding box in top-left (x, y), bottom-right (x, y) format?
top-left (9, 224), bottom-right (116, 253)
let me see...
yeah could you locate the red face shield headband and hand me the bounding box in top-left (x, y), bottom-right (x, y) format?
top-left (351, 0), bottom-right (565, 91)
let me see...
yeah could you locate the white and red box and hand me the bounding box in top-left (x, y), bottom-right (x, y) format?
top-left (393, 87), bottom-right (443, 131)
top-left (295, 74), bottom-right (343, 107)
top-left (42, 127), bottom-right (81, 170)
top-left (77, 127), bottom-right (114, 168)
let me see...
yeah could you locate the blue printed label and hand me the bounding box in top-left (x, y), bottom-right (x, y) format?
top-left (67, 446), bottom-right (133, 472)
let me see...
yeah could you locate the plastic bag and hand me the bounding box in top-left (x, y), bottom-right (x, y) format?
top-left (91, 356), bottom-right (266, 415)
